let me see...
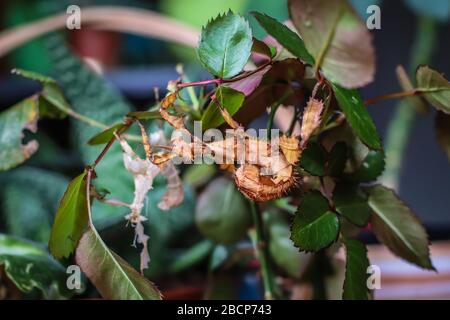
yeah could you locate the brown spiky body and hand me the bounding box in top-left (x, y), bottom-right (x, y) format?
top-left (156, 91), bottom-right (323, 202)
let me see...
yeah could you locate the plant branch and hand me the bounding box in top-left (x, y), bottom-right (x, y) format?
top-left (93, 118), bottom-right (134, 168)
top-left (86, 168), bottom-right (94, 227)
top-left (66, 109), bottom-right (108, 129)
top-left (177, 61), bottom-right (272, 90)
top-left (65, 108), bottom-right (143, 142)
top-left (381, 16), bottom-right (437, 190)
top-left (177, 78), bottom-right (222, 89)
top-left (249, 201), bottom-right (275, 300)
top-left (222, 60), bottom-right (272, 83)
top-left (364, 89), bottom-right (420, 106)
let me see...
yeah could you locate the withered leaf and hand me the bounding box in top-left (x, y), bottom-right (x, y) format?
top-left (0, 97), bottom-right (39, 171)
top-left (280, 135), bottom-right (301, 164)
top-left (396, 65), bottom-right (428, 114)
top-left (289, 0), bottom-right (375, 88)
top-left (416, 65), bottom-right (450, 114)
top-left (300, 97), bottom-right (324, 144)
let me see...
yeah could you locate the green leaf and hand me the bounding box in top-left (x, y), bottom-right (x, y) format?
top-left (416, 65), bottom-right (450, 114)
top-left (299, 141), bottom-right (327, 176)
top-left (49, 172), bottom-right (89, 259)
top-left (197, 11), bottom-right (253, 78)
top-left (435, 111), bottom-right (450, 161)
top-left (0, 167), bottom-right (69, 243)
top-left (12, 68), bottom-right (55, 84)
top-left (201, 86), bottom-right (245, 130)
top-left (12, 68), bottom-right (72, 118)
top-left (333, 183), bottom-right (371, 227)
top-left (342, 238), bottom-right (370, 300)
top-left (251, 12), bottom-right (314, 65)
top-left (332, 84), bottom-right (382, 150)
top-left (46, 36), bottom-right (134, 225)
top-left (327, 142), bottom-right (348, 176)
top-left (367, 185), bottom-right (435, 270)
top-left (0, 234), bottom-right (72, 299)
top-left (195, 178), bottom-right (251, 244)
top-left (351, 150), bottom-right (385, 182)
top-left (266, 211), bottom-right (310, 279)
top-left (127, 110), bottom-right (163, 121)
top-left (0, 97), bottom-right (39, 171)
top-left (209, 245), bottom-right (229, 271)
top-left (183, 164), bottom-right (217, 187)
top-left (169, 240), bottom-right (215, 273)
top-left (75, 228), bottom-right (162, 300)
top-left (251, 37), bottom-right (276, 59)
top-left (1, 69), bottom-right (75, 171)
top-left (88, 123), bottom-right (124, 145)
top-left (290, 191), bottom-right (339, 252)
top-left (289, 0), bottom-right (375, 88)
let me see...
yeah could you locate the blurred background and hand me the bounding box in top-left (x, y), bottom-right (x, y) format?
top-left (0, 0), bottom-right (449, 299)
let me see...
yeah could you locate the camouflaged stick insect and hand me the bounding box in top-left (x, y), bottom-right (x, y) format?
top-left (156, 91), bottom-right (324, 202)
top-left (112, 123), bottom-right (184, 273)
top-left (113, 130), bottom-right (158, 273)
top-left (147, 128), bottom-right (184, 211)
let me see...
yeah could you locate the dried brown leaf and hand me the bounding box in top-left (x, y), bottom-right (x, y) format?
top-left (289, 0), bottom-right (375, 88)
top-left (301, 97), bottom-right (324, 144)
top-left (279, 135), bottom-right (301, 164)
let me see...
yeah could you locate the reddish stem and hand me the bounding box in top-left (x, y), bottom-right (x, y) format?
top-left (93, 118), bottom-right (134, 168)
top-left (364, 90), bottom-right (420, 106)
top-left (177, 78), bottom-right (222, 89)
top-left (176, 60), bottom-right (272, 89)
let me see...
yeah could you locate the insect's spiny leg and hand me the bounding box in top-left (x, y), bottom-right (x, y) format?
top-left (137, 121), bottom-right (152, 160)
top-left (114, 132), bottom-right (137, 158)
top-left (216, 99), bottom-right (240, 129)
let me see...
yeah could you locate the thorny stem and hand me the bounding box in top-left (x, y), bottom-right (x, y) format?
top-left (250, 201), bottom-right (276, 300)
top-left (177, 61), bottom-right (272, 90)
top-left (381, 16), bottom-right (437, 190)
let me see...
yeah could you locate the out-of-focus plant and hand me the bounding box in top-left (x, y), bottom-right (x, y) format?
top-left (0, 0), bottom-right (449, 301)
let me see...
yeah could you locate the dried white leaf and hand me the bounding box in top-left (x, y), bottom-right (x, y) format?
top-left (158, 163), bottom-right (184, 211)
top-left (134, 221), bottom-right (150, 274)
